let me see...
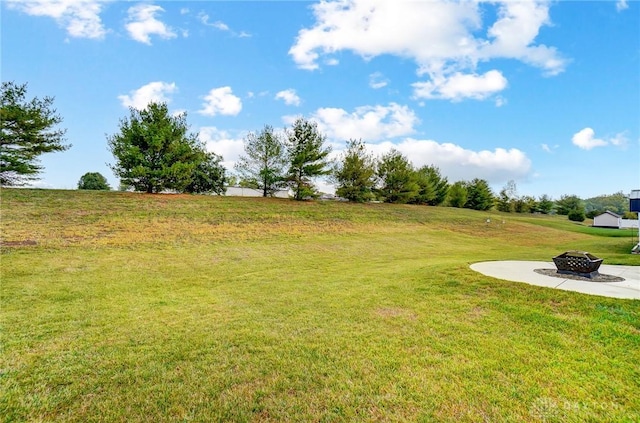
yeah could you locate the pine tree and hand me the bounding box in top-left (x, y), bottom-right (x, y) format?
top-left (376, 149), bottom-right (419, 203)
top-left (235, 125), bottom-right (287, 197)
top-left (334, 139), bottom-right (376, 202)
top-left (285, 118), bottom-right (331, 200)
top-left (1, 82), bottom-right (69, 185)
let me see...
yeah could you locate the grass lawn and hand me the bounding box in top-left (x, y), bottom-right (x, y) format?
top-left (1, 189), bottom-right (639, 422)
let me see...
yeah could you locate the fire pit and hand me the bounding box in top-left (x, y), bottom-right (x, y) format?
top-left (553, 251), bottom-right (603, 278)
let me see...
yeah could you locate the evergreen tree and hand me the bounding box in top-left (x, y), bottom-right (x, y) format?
top-left (448, 181), bottom-right (468, 208)
top-left (1, 81), bottom-right (69, 185)
top-left (376, 149), bottom-right (419, 203)
top-left (235, 125), bottom-right (287, 197)
top-left (555, 194), bottom-right (582, 215)
top-left (537, 194), bottom-right (554, 214)
top-left (334, 139), bottom-right (376, 202)
top-left (184, 151), bottom-right (226, 194)
top-left (285, 118), bottom-right (331, 200)
top-left (421, 165), bottom-right (449, 206)
top-left (410, 166), bottom-right (436, 205)
top-left (465, 178), bottom-right (494, 211)
top-left (108, 102), bottom-right (218, 193)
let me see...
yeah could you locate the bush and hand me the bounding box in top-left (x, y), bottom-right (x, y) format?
top-left (78, 172), bottom-right (110, 190)
top-left (568, 208), bottom-right (585, 222)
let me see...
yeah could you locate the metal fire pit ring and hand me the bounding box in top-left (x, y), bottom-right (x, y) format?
top-left (552, 250), bottom-right (603, 278)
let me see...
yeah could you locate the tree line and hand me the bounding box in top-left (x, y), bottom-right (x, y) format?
top-left (2, 82), bottom-right (635, 221)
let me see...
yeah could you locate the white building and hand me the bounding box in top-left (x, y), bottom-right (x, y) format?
top-left (593, 211), bottom-right (621, 228)
top-left (225, 186), bottom-right (290, 198)
top-left (592, 210), bottom-right (639, 229)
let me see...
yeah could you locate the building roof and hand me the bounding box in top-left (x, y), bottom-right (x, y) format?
top-left (596, 210), bottom-right (622, 218)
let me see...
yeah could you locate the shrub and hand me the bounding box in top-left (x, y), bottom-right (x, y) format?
top-left (78, 172), bottom-right (110, 190)
top-left (568, 208), bottom-right (585, 222)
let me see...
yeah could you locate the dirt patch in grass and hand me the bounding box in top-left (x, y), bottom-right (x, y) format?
top-left (374, 307), bottom-right (417, 320)
top-left (0, 240), bottom-right (38, 247)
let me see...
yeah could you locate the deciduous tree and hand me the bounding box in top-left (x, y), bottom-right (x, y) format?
top-left (1, 81), bottom-right (69, 185)
top-left (496, 188), bottom-right (513, 212)
top-left (584, 191), bottom-right (629, 215)
top-left (496, 180), bottom-right (517, 212)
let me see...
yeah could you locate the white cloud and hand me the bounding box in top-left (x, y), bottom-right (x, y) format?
top-left (199, 87), bottom-right (242, 117)
top-left (199, 12), bottom-right (229, 31)
top-left (366, 139), bottom-right (532, 184)
top-left (7, 0), bottom-right (107, 39)
top-left (275, 89), bottom-right (301, 106)
top-left (369, 72), bottom-right (388, 89)
top-left (118, 81), bottom-right (177, 109)
top-left (304, 103), bottom-right (419, 141)
top-left (571, 127), bottom-right (627, 150)
top-left (199, 127), bottom-right (245, 170)
top-left (479, 1), bottom-right (564, 76)
top-left (609, 132), bottom-right (628, 148)
top-left (289, 0), bottom-right (566, 101)
top-left (198, 12), bottom-right (250, 37)
top-left (125, 4), bottom-right (176, 45)
top-left (412, 70), bottom-right (507, 101)
top-left (541, 143), bottom-right (560, 154)
top-left (616, 0), bottom-right (629, 12)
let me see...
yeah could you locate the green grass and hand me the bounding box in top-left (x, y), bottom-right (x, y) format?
top-left (1, 189), bottom-right (639, 422)
top-left (511, 213), bottom-right (639, 238)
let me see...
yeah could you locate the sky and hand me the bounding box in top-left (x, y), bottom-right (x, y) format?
top-left (2, 0), bottom-right (639, 199)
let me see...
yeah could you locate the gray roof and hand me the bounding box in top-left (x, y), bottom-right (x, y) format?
top-left (597, 210), bottom-right (621, 218)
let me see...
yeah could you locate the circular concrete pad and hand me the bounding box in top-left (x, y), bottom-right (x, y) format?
top-left (470, 261), bottom-right (640, 300)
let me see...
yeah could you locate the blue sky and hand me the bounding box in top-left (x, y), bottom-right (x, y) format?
top-left (2, 0), bottom-right (639, 199)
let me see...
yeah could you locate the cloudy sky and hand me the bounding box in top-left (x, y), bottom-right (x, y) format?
top-left (2, 0), bottom-right (638, 198)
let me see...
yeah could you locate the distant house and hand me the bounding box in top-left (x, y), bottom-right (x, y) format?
top-left (593, 210), bottom-right (622, 228)
top-left (225, 186), bottom-right (290, 198)
top-left (593, 211), bottom-right (621, 228)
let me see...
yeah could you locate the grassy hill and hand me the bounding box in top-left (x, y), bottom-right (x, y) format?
top-left (1, 189), bottom-right (639, 422)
